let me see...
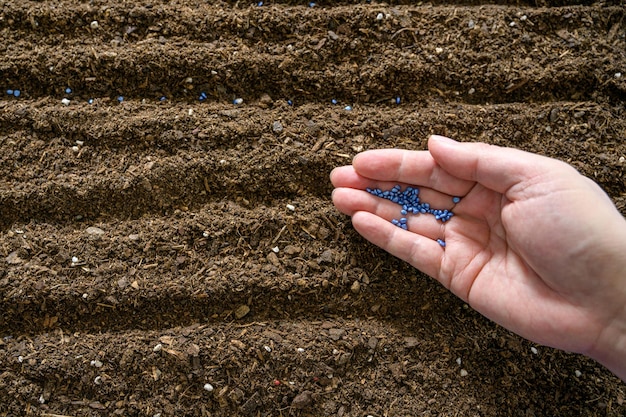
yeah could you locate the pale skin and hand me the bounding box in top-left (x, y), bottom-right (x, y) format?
top-left (330, 135), bottom-right (626, 381)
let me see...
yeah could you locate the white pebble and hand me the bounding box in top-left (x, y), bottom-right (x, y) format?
top-left (468, 88), bottom-right (475, 94)
top-left (615, 72), bottom-right (622, 79)
top-left (90, 359), bottom-right (103, 367)
top-left (18, 356), bottom-right (23, 363)
top-left (460, 369), bottom-right (468, 377)
top-left (75, 140), bottom-right (84, 146)
top-left (90, 20), bottom-right (99, 29)
top-left (264, 345), bottom-right (272, 352)
top-left (61, 98), bottom-right (71, 106)
top-left (210, 70), bottom-right (218, 75)
top-left (39, 395), bottom-right (46, 404)
top-left (530, 347), bottom-right (538, 355)
top-left (619, 156), bottom-right (625, 163)
top-left (153, 343), bottom-right (163, 352)
top-left (202, 231), bottom-right (209, 238)
top-left (185, 77), bottom-right (193, 84)
top-left (286, 204), bottom-right (295, 211)
top-left (509, 21), bottom-right (516, 27)
top-left (297, 348), bottom-right (305, 353)
top-left (376, 13), bottom-right (384, 20)
top-left (456, 357), bottom-right (462, 366)
top-left (272, 246), bottom-right (279, 253)
top-left (520, 15), bottom-right (528, 21)
top-left (71, 146), bottom-right (79, 153)
top-left (233, 98), bottom-right (244, 105)
top-left (435, 47), bottom-right (444, 54)
top-left (71, 256), bottom-right (79, 263)
top-left (468, 20), bottom-right (475, 29)
top-left (575, 370), bottom-right (582, 378)
top-left (82, 293), bottom-right (88, 299)
top-left (188, 109), bottom-right (193, 116)
top-left (203, 383), bottom-right (214, 392)
top-left (94, 376), bottom-right (102, 385)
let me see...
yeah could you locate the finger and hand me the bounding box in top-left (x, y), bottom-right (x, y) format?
top-left (427, 135), bottom-right (573, 196)
top-left (351, 149), bottom-right (475, 197)
top-left (332, 187), bottom-right (445, 240)
top-left (351, 211), bottom-right (444, 281)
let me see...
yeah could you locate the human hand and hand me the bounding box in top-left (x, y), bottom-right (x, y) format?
top-left (330, 135), bottom-right (626, 381)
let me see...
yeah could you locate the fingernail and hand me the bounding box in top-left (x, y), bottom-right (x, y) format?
top-left (430, 134), bottom-right (458, 144)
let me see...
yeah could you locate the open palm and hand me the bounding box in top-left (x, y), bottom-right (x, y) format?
top-left (331, 136), bottom-right (626, 358)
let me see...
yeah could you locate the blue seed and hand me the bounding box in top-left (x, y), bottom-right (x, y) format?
top-left (331, 99), bottom-right (337, 104)
top-left (309, 2), bottom-right (316, 6)
top-left (160, 96), bottom-right (167, 101)
top-left (199, 92), bottom-right (207, 101)
top-left (7, 89), bottom-right (13, 95)
top-left (88, 98), bottom-right (94, 104)
top-left (257, 1), bottom-right (263, 5)
top-left (65, 87), bottom-right (72, 94)
top-left (437, 239), bottom-right (446, 247)
top-left (452, 196), bottom-right (461, 204)
top-left (117, 96), bottom-right (124, 102)
top-left (395, 96), bottom-right (401, 104)
top-left (13, 90), bottom-right (20, 97)
top-left (344, 105), bottom-right (352, 111)
top-left (287, 99), bottom-right (293, 106)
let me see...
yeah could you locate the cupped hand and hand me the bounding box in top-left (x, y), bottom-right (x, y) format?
top-left (330, 135), bottom-right (626, 366)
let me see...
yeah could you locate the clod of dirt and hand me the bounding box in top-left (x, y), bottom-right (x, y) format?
top-left (291, 390), bottom-right (314, 409)
top-left (234, 305), bottom-right (251, 319)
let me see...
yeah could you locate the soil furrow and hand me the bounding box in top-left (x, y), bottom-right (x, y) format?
top-left (2, 5), bottom-right (624, 104)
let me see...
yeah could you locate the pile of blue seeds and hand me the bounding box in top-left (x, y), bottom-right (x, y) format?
top-left (366, 185), bottom-right (457, 245)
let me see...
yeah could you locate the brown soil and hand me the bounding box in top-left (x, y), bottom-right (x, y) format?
top-left (1, 0), bottom-right (625, 415)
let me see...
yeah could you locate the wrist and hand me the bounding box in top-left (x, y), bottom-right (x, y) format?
top-left (588, 312), bottom-right (626, 381)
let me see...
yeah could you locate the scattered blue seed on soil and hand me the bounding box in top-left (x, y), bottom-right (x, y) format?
top-left (199, 92), bottom-right (208, 101)
top-left (117, 96), bottom-right (124, 102)
top-left (13, 90), bottom-right (20, 97)
top-left (65, 87), bottom-right (72, 94)
top-left (7, 89), bottom-right (13, 95)
top-left (452, 196), bottom-right (461, 204)
top-left (309, 2), bottom-right (316, 7)
top-left (344, 105), bottom-right (352, 111)
top-left (88, 98), bottom-right (94, 104)
top-left (396, 96), bottom-right (401, 104)
top-left (287, 99), bottom-right (293, 106)
top-left (331, 99), bottom-right (338, 104)
top-left (159, 96), bottom-right (167, 101)
top-left (257, 1), bottom-right (263, 5)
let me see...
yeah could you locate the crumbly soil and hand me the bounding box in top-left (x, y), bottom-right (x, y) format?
top-left (1, 0), bottom-right (625, 416)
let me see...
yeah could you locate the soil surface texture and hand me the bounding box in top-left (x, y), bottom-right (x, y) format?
top-left (1, 0), bottom-right (625, 416)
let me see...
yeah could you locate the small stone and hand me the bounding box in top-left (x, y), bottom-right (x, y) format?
top-left (317, 249), bottom-right (333, 264)
top-left (272, 121), bottom-right (283, 133)
top-left (460, 369), bottom-right (468, 377)
top-left (328, 328), bottom-right (345, 341)
top-left (153, 343), bottom-right (163, 352)
top-left (90, 21), bottom-right (99, 29)
top-left (86, 226), bottom-right (105, 236)
top-left (234, 305), bottom-right (250, 319)
top-left (350, 280), bottom-right (361, 293)
top-left (575, 370), bottom-right (582, 378)
top-left (6, 251), bottom-right (24, 265)
top-left (404, 337), bottom-right (419, 348)
top-left (549, 107), bottom-right (559, 123)
top-left (203, 383), bottom-right (214, 392)
top-left (267, 251), bottom-right (280, 267)
top-left (376, 13), bottom-right (384, 20)
top-left (286, 204), bottom-right (295, 211)
top-left (291, 391), bottom-right (313, 409)
top-left (61, 98), bottom-right (71, 106)
top-left (530, 346), bottom-right (538, 354)
top-left (90, 359), bottom-right (103, 368)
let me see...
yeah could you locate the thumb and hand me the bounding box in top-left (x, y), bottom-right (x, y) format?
top-left (427, 135), bottom-right (568, 195)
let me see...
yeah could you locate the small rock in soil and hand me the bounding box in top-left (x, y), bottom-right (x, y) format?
top-left (291, 391), bottom-right (313, 409)
top-left (234, 305), bottom-right (250, 319)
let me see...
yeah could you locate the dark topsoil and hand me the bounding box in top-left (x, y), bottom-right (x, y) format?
top-left (0, 0), bottom-right (625, 416)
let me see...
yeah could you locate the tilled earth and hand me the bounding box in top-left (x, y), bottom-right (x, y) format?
top-left (1, 0), bottom-right (625, 415)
